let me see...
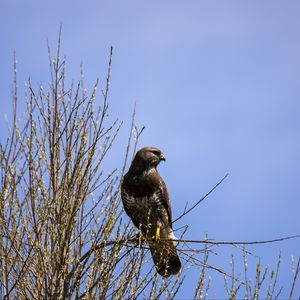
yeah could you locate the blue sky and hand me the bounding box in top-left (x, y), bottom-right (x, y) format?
top-left (1, 1), bottom-right (300, 298)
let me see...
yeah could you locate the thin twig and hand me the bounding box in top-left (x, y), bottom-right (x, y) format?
top-left (172, 173), bottom-right (229, 224)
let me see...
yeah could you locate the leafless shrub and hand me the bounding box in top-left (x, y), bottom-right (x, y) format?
top-left (0, 35), bottom-right (299, 299)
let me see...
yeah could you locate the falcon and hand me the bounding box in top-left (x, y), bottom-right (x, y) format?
top-left (121, 146), bottom-right (181, 277)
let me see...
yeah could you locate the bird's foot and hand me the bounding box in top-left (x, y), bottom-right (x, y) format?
top-left (154, 226), bottom-right (160, 242)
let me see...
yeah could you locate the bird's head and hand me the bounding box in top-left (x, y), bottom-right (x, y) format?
top-left (130, 146), bottom-right (166, 172)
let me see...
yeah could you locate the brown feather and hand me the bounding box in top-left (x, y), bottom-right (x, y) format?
top-left (121, 146), bottom-right (181, 277)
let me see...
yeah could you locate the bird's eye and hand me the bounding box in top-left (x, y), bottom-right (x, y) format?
top-left (152, 150), bottom-right (160, 156)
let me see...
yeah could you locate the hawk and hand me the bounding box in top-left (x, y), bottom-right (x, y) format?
top-left (121, 146), bottom-right (181, 277)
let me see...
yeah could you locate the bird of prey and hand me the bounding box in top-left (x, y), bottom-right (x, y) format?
top-left (121, 146), bottom-right (181, 277)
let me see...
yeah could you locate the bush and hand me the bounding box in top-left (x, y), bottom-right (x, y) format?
top-left (0, 39), bottom-right (299, 299)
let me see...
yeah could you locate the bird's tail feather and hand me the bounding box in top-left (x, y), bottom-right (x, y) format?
top-left (149, 239), bottom-right (181, 277)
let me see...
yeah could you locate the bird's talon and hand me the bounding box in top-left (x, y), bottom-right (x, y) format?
top-left (154, 227), bottom-right (161, 242)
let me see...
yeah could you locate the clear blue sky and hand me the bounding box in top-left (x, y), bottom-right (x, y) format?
top-left (1, 1), bottom-right (300, 298)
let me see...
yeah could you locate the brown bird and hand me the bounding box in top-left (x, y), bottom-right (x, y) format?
top-left (121, 146), bottom-right (181, 277)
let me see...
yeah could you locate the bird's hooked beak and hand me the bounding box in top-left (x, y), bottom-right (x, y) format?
top-left (159, 153), bottom-right (166, 161)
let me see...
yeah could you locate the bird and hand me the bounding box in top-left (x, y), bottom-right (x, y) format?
top-left (121, 146), bottom-right (181, 277)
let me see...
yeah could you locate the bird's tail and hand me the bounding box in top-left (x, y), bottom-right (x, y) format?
top-left (149, 238), bottom-right (181, 277)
